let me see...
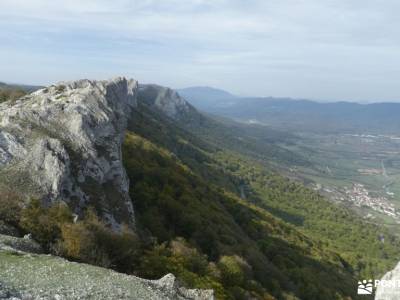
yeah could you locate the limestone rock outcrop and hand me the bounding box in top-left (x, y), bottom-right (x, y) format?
top-left (375, 262), bottom-right (400, 300)
top-left (0, 77), bottom-right (137, 227)
top-left (137, 84), bottom-right (193, 120)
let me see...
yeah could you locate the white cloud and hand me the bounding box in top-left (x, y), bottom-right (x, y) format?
top-left (0, 0), bottom-right (400, 101)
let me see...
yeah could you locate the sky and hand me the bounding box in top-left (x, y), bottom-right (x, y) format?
top-left (0, 0), bottom-right (400, 102)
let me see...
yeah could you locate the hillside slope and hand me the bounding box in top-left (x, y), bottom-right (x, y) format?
top-left (122, 87), bottom-right (400, 299)
top-left (0, 79), bottom-right (399, 299)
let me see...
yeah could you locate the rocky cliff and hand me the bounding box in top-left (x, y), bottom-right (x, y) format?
top-left (137, 84), bottom-right (195, 120)
top-left (0, 78), bottom-right (137, 228)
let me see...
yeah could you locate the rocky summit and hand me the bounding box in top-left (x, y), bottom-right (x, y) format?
top-left (0, 77), bottom-right (138, 228)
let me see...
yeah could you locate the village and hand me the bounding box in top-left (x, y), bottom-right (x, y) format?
top-left (344, 183), bottom-right (400, 220)
top-left (313, 181), bottom-right (400, 222)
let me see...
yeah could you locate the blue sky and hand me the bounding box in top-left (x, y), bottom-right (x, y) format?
top-left (1, 0), bottom-right (400, 102)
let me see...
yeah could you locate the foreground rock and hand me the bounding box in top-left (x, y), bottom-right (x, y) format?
top-left (0, 235), bottom-right (213, 300)
top-left (0, 78), bottom-right (137, 228)
top-left (375, 262), bottom-right (400, 300)
top-left (0, 233), bottom-right (42, 254)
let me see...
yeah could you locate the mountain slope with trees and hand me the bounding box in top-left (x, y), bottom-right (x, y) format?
top-left (121, 89), bottom-right (400, 299)
top-left (0, 79), bottom-right (398, 299)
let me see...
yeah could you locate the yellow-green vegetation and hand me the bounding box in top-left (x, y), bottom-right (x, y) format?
top-left (1, 197), bottom-right (139, 271)
top-left (122, 131), bottom-right (353, 299)
top-left (2, 196), bottom-right (263, 299)
top-left (214, 151), bottom-right (400, 278)
top-left (0, 87), bottom-right (26, 103)
top-left (137, 238), bottom-right (229, 299)
top-left (124, 133), bottom-right (279, 299)
top-left (121, 102), bottom-right (400, 299)
top-left (19, 199), bottom-right (73, 249)
top-left (0, 191), bottom-right (23, 227)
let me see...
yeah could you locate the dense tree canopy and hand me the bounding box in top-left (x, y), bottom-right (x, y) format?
top-left (123, 102), bottom-right (400, 299)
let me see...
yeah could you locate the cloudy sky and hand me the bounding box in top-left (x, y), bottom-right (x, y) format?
top-left (0, 0), bottom-right (399, 102)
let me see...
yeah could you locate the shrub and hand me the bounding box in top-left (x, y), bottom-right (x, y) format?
top-left (218, 255), bottom-right (252, 287)
top-left (60, 208), bottom-right (140, 271)
top-left (105, 225), bottom-right (141, 271)
top-left (14, 200), bottom-right (140, 273)
top-left (137, 243), bottom-right (173, 279)
top-left (0, 89), bottom-right (26, 103)
top-left (60, 222), bottom-right (95, 259)
top-left (55, 85), bottom-right (66, 93)
top-left (170, 238), bottom-right (208, 275)
top-left (0, 190), bottom-right (24, 226)
top-left (19, 199), bottom-right (72, 249)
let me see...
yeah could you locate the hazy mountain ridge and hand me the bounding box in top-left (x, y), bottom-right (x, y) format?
top-left (0, 81), bottom-right (43, 93)
top-left (177, 87), bottom-right (237, 112)
top-left (181, 87), bottom-right (400, 134)
top-left (178, 87), bottom-right (236, 101)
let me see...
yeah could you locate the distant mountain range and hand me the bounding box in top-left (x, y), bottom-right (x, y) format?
top-left (179, 86), bottom-right (400, 134)
top-left (0, 81), bottom-right (43, 93)
top-left (177, 86), bottom-right (237, 110)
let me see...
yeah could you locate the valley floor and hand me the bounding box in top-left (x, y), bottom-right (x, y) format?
top-left (276, 132), bottom-right (400, 233)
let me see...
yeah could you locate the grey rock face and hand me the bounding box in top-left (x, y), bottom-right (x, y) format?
top-left (148, 273), bottom-right (214, 300)
top-left (138, 84), bottom-right (192, 119)
top-left (375, 262), bottom-right (400, 300)
top-left (0, 233), bottom-right (42, 254)
top-left (0, 77), bottom-right (137, 227)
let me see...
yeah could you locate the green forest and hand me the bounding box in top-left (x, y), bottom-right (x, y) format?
top-left (122, 100), bottom-right (400, 299)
